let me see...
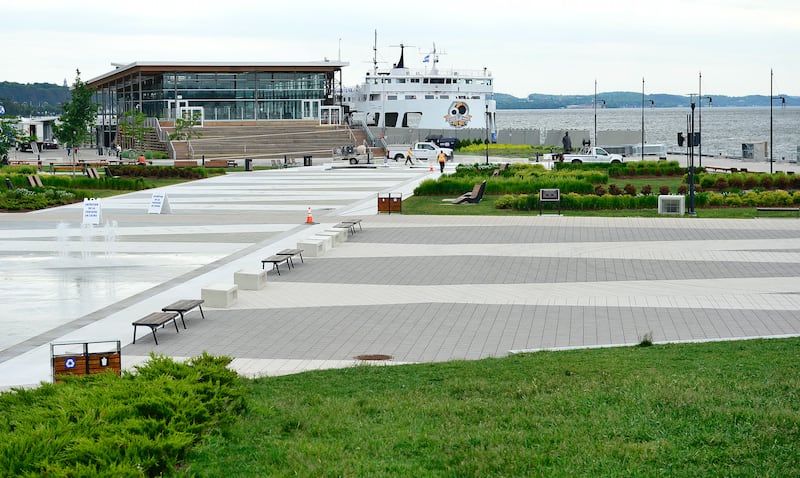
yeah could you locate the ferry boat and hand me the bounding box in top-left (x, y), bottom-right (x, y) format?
top-left (341, 36), bottom-right (496, 134)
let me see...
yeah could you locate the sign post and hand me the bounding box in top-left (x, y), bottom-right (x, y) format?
top-left (147, 192), bottom-right (171, 214)
top-left (82, 198), bottom-right (101, 225)
top-left (538, 188), bottom-right (561, 216)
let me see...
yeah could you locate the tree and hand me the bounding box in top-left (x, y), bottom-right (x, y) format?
top-left (118, 109), bottom-right (147, 152)
top-left (0, 116), bottom-right (23, 161)
top-left (169, 110), bottom-right (203, 141)
top-left (53, 70), bottom-right (96, 153)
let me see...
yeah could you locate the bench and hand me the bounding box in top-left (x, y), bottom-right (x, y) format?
top-left (756, 207), bottom-right (800, 218)
top-left (49, 163), bottom-right (81, 173)
top-left (276, 248), bottom-right (304, 268)
top-left (335, 218), bottom-right (363, 234)
top-left (204, 159), bottom-right (230, 168)
top-left (261, 255), bottom-right (292, 275)
top-left (132, 312), bottom-right (180, 345)
top-left (104, 166), bottom-right (120, 179)
top-left (174, 160), bottom-right (198, 167)
top-left (234, 269), bottom-right (267, 290)
top-left (201, 283), bottom-right (238, 308)
top-left (704, 166), bottom-right (731, 173)
top-left (161, 299), bottom-right (205, 329)
top-left (86, 167), bottom-right (101, 179)
top-left (451, 180), bottom-right (486, 204)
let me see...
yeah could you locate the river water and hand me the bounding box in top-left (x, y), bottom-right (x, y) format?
top-left (496, 107), bottom-right (800, 161)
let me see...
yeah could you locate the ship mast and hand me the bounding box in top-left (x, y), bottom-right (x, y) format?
top-left (372, 29), bottom-right (378, 76)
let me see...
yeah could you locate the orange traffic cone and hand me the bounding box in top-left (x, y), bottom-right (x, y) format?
top-left (305, 207), bottom-right (315, 224)
top-left (429, 163), bottom-right (434, 172)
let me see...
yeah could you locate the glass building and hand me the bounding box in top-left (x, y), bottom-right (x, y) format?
top-left (86, 61), bottom-right (347, 148)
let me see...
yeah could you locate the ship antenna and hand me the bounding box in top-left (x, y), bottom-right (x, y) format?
top-left (372, 29), bottom-right (378, 75)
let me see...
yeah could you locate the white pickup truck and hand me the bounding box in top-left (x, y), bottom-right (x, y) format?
top-left (386, 142), bottom-right (453, 162)
top-left (562, 147), bottom-right (623, 164)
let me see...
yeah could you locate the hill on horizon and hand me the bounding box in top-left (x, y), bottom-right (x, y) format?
top-left (1, 81), bottom-right (795, 115)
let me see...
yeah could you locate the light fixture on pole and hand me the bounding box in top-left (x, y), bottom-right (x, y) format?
top-left (594, 79), bottom-right (605, 148)
top-left (770, 68), bottom-right (786, 175)
top-left (698, 72), bottom-right (712, 168)
top-left (485, 102), bottom-right (489, 165)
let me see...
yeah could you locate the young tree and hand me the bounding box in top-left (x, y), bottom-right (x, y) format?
top-left (0, 116), bottom-right (23, 161)
top-left (118, 109), bottom-right (147, 153)
top-left (169, 110), bottom-right (203, 141)
top-left (53, 70), bottom-right (96, 155)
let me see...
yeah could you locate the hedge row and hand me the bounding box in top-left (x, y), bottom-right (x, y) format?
top-left (0, 354), bottom-right (245, 476)
top-left (414, 176), bottom-right (596, 196)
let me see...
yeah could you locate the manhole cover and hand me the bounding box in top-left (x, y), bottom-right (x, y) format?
top-left (354, 354), bottom-right (393, 361)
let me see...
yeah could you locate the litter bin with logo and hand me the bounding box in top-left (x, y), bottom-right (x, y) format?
top-left (303, 155), bottom-right (313, 166)
top-left (245, 158), bottom-right (252, 171)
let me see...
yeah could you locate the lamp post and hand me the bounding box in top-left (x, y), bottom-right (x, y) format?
top-left (688, 100), bottom-right (696, 216)
top-left (485, 102), bottom-right (489, 165)
top-left (594, 79), bottom-right (605, 148)
top-left (698, 72), bottom-right (712, 168)
top-left (770, 69), bottom-right (786, 175)
top-left (641, 77), bottom-right (645, 160)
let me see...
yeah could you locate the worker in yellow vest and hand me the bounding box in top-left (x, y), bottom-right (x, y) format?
top-left (437, 150), bottom-right (447, 173)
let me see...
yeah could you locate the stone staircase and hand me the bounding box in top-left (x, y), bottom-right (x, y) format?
top-left (171, 121), bottom-right (361, 161)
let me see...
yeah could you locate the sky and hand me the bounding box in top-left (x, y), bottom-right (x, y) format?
top-left (2, 0), bottom-right (798, 98)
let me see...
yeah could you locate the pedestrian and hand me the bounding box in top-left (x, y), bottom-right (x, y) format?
top-left (437, 150), bottom-right (447, 173)
top-left (137, 154), bottom-right (147, 165)
top-left (562, 131), bottom-right (572, 154)
top-left (405, 147), bottom-right (413, 166)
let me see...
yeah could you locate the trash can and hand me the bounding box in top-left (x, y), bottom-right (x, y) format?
top-left (303, 155), bottom-right (312, 166)
top-left (244, 158), bottom-right (252, 171)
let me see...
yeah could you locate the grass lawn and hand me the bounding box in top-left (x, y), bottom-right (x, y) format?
top-left (183, 338), bottom-right (800, 476)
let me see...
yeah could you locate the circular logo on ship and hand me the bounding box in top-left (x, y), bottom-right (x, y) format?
top-left (445, 101), bottom-right (472, 128)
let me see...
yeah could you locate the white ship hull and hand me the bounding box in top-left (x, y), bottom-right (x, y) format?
top-left (342, 41), bottom-right (496, 133)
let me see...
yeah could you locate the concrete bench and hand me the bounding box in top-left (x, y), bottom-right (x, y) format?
top-left (318, 229), bottom-right (347, 246)
top-left (201, 283), bottom-right (238, 307)
top-left (161, 299), bottom-right (205, 328)
top-left (234, 269), bottom-right (267, 290)
top-left (132, 312), bottom-right (180, 345)
top-left (297, 237), bottom-right (328, 257)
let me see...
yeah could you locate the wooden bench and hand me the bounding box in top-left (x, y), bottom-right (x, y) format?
top-left (161, 299), bottom-right (205, 329)
top-left (704, 166), bottom-right (731, 173)
top-left (756, 207), bottom-right (800, 218)
top-left (261, 254), bottom-right (292, 275)
top-left (132, 312), bottom-right (180, 345)
top-left (174, 160), bottom-right (198, 167)
top-left (104, 166), bottom-right (120, 179)
top-left (86, 167), bottom-right (101, 179)
top-left (49, 163), bottom-right (82, 173)
top-left (451, 181), bottom-right (487, 204)
top-left (204, 159), bottom-right (228, 168)
top-left (276, 248), bottom-right (304, 268)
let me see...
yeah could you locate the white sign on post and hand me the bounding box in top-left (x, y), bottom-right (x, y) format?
top-left (82, 198), bottom-right (101, 225)
top-left (147, 192), bottom-right (171, 214)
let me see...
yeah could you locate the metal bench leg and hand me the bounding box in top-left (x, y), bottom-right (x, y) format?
top-left (178, 312), bottom-right (187, 329)
top-left (133, 326), bottom-right (138, 344)
top-left (150, 326), bottom-right (159, 345)
top-left (273, 263), bottom-right (281, 276)
top-left (172, 318), bottom-right (180, 334)
top-left (198, 304), bottom-right (205, 319)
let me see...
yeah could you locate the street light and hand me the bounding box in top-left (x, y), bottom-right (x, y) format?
top-left (485, 102), bottom-right (489, 165)
top-left (594, 79), bottom-right (605, 148)
top-left (698, 72), bottom-right (712, 168)
top-left (641, 78), bottom-right (653, 160)
top-left (687, 100), bottom-right (696, 215)
top-left (770, 69), bottom-right (786, 174)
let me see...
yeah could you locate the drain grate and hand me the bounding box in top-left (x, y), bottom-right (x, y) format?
top-left (354, 354), bottom-right (393, 361)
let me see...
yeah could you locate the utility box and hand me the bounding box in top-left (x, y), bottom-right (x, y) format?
top-left (742, 142), bottom-right (768, 161)
top-left (378, 192), bottom-right (402, 213)
top-left (51, 340), bottom-right (122, 382)
top-left (658, 195), bottom-right (685, 215)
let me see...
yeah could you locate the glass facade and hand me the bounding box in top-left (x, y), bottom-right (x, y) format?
top-left (100, 70), bottom-right (333, 122)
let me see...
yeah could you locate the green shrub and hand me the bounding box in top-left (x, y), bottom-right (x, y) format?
top-left (494, 194), bottom-right (516, 209)
top-left (708, 192), bottom-right (725, 206)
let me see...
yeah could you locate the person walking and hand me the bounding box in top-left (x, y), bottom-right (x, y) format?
top-left (405, 147), bottom-right (413, 166)
top-left (437, 150), bottom-right (447, 173)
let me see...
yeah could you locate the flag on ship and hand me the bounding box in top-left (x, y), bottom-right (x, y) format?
top-left (423, 55), bottom-right (430, 63)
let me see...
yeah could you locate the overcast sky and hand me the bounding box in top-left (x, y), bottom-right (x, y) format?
top-left (2, 0), bottom-right (798, 98)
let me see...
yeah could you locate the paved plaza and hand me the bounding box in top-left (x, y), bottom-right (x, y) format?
top-left (2, 154), bottom-right (800, 389)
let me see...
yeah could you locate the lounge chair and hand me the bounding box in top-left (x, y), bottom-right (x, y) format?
top-left (451, 180), bottom-right (486, 204)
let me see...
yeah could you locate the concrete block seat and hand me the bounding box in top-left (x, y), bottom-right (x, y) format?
top-left (201, 283), bottom-right (238, 308)
top-left (234, 269), bottom-right (267, 290)
top-left (296, 237), bottom-right (328, 257)
top-left (316, 229), bottom-right (346, 246)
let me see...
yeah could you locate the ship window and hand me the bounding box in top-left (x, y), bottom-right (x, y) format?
top-left (369, 94), bottom-right (381, 101)
top-left (384, 112), bottom-right (398, 127)
top-left (405, 95), bottom-right (416, 100)
top-left (445, 79), bottom-right (452, 84)
top-left (387, 95), bottom-right (398, 100)
top-left (425, 95), bottom-right (434, 99)
top-left (429, 78), bottom-right (444, 84)
top-left (397, 79), bottom-right (406, 83)
top-left (411, 78), bottom-right (420, 83)
top-left (440, 95), bottom-right (449, 99)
